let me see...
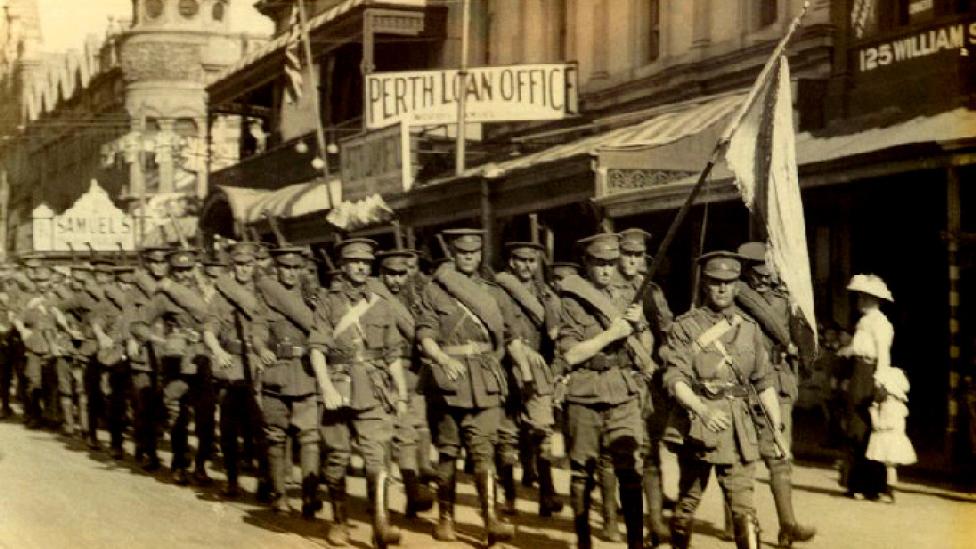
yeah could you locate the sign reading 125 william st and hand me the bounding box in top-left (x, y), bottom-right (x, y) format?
top-left (365, 63), bottom-right (579, 130)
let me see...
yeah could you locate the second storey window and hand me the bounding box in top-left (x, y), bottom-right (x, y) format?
top-left (759, 0), bottom-right (778, 28)
top-left (648, 0), bottom-right (660, 62)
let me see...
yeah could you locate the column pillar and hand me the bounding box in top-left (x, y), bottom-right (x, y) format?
top-left (946, 166), bottom-right (962, 464)
top-left (157, 119), bottom-right (175, 193)
top-left (692, 0), bottom-right (711, 49)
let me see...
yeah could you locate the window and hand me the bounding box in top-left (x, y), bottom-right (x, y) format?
top-left (212, 1), bottom-right (226, 22)
top-left (647, 0), bottom-right (660, 62)
top-left (178, 0), bottom-right (199, 18)
top-left (146, 0), bottom-right (164, 19)
top-left (759, 0), bottom-right (778, 28)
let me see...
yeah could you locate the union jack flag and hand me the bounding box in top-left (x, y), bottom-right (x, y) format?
top-left (284, 3), bottom-right (304, 103)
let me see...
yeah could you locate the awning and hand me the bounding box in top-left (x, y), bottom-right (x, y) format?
top-left (210, 0), bottom-right (430, 91)
top-left (217, 180), bottom-right (340, 224)
top-left (141, 217), bottom-right (198, 248)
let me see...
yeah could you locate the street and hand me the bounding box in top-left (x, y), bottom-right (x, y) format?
top-left (0, 418), bottom-right (973, 549)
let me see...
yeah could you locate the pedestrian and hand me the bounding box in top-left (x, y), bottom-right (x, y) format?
top-left (415, 228), bottom-right (515, 546)
top-left (733, 242), bottom-right (815, 547)
top-left (865, 364), bottom-right (916, 503)
top-left (556, 232), bottom-right (648, 549)
top-left (494, 239), bottom-right (564, 518)
top-left (371, 247), bottom-right (435, 519)
top-left (660, 250), bottom-right (783, 549)
top-left (254, 246), bottom-right (320, 515)
top-left (838, 273), bottom-right (895, 501)
top-left (310, 238), bottom-right (407, 547)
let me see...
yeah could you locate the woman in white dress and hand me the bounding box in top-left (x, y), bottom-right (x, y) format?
top-left (837, 274), bottom-right (895, 500)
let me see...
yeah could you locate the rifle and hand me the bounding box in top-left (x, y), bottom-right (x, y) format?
top-left (264, 211), bottom-right (288, 247)
top-left (167, 210), bottom-right (209, 292)
top-left (725, 357), bottom-right (788, 459)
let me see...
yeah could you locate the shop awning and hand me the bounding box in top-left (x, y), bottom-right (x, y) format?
top-left (210, 0), bottom-right (430, 91)
top-left (217, 180), bottom-right (339, 224)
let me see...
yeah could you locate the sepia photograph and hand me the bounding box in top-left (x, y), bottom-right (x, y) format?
top-left (0, 0), bottom-right (973, 547)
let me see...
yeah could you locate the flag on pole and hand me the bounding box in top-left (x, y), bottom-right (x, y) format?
top-left (724, 55), bottom-right (817, 342)
top-left (283, 4), bottom-right (304, 104)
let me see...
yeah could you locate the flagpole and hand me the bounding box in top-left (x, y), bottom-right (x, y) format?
top-left (632, 1), bottom-right (810, 304)
top-left (296, 0), bottom-right (333, 196)
top-left (455, 0), bottom-right (470, 176)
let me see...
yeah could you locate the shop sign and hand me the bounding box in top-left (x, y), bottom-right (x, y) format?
top-left (32, 180), bottom-right (135, 252)
top-left (857, 19), bottom-right (976, 73)
top-left (340, 125), bottom-right (419, 201)
top-left (365, 63), bottom-right (579, 129)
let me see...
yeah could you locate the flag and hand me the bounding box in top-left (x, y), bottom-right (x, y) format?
top-left (283, 4), bottom-right (304, 104)
top-left (326, 194), bottom-right (395, 231)
top-left (724, 55), bottom-right (817, 343)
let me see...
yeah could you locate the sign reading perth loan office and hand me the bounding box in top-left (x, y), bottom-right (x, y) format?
top-left (365, 63), bottom-right (579, 130)
top-left (858, 20), bottom-right (976, 72)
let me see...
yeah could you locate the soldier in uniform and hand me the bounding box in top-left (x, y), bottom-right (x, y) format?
top-left (128, 247), bottom-right (170, 470)
top-left (733, 242), bottom-right (815, 547)
top-left (254, 247), bottom-right (320, 515)
top-left (309, 238), bottom-right (407, 547)
top-left (14, 262), bottom-right (59, 429)
top-left (416, 228), bottom-right (515, 545)
top-left (203, 242), bottom-right (274, 500)
top-left (133, 249), bottom-right (215, 485)
top-left (494, 240), bottom-right (563, 517)
top-left (3, 261), bottom-right (33, 421)
top-left (616, 228), bottom-right (674, 545)
top-left (0, 263), bottom-right (16, 419)
top-left (660, 251), bottom-right (784, 549)
top-left (556, 233), bottom-right (649, 549)
top-left (372, 248), bottom-right (435, 519)
top-left (551, 262), bottom-right (580, 285)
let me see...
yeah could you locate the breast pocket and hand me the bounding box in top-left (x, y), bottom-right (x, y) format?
top-left (361, 320), bottom-right (388, 350)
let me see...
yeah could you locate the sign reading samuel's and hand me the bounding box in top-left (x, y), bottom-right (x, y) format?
top-left (365, 63), bottom-right (579, 129)
top-left (32, 180), bottom-right (136, 252)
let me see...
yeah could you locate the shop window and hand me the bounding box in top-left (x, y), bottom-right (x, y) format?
top-left (758, 0), bottom-right (778, 28)
top-left (647, 0), bottom-right (660, 62)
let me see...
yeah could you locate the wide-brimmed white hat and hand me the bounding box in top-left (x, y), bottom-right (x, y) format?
top-left (847, 274), bottom-right (894, 302)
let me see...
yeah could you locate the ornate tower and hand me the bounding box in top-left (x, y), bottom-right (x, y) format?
top-left (120, 0), bottom-right (240, 197)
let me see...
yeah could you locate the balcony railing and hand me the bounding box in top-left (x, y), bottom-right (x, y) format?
top-left (209, 131), bottom-right (327, 191)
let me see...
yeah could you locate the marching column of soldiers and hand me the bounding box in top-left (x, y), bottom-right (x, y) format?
top-left (0, 223), bottom-right (820, 549)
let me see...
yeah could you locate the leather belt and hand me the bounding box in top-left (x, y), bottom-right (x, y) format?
top-left (698, 382), bottom-right (750, 400)
top-left (583, 353), bottom-right (622, 372)
top-left (326, 348), bottom-right (385, 364)
top-left (275, 344), bottom-right (307, 359)
top-left (442, 341), bottom-right (493, 357)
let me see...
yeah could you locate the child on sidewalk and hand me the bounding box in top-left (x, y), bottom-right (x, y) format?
top-left (865, 365), bottom-right (917, 503)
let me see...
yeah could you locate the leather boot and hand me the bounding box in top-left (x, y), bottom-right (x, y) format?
top-left (618, 471), bottom-right (645, 549)
top-left (416, 428), bottom-right (437, 483)
top-left (643, 462), bottom-right (669, 545)
top-left (669, 524), bottom-right (691, 549)
top-left (537, 458), bottom-right (563, 517)
top-left (519, 432), bottom-right (538, 488)
top-left (327, 485), bottom-right (351, 546)
top-left (267, 443), bottom-right (291, 513)
top-left (733, 514), bottom-right (762, 549)
top-left (60, 396), bottom-right (76, 436)
top-left (599, 461), bottom-right (621, 542)
top-left (433, 459), bottom-right (457, 541)
top-left (370, 471), bottom-right (402, 547)
top-left (300, 443), bottom-right (321, 518)
top-left (770, 460), bottom-right (815, 547)
top-left (570, 475), bottom-right (592, 549)
top-left (477, 470), bottom-right (515, 546)
top-left (498, 462), bottom-right (518, 516)
top-left (223, 469), bottom-right (240, 499)
top-left (403, 469), bottom-right (434, 518)
top-left (719, 500), bottom-right (734, 541)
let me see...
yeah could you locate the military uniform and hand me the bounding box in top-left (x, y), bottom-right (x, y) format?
top-left (0, 266), bottom-right (17, 418)
top-left (133, 249), bottom-right (215, 484)
top-left (494, 241), bottom-right (563, 517)
top-left (16, 267), bottom-right (59, 429)
top-left (660, 251), bottom-right (778, 549)
top-left (374, 249), bottom-right (435, 519)
top-left (204, 242), bottom-right (272, 499)
top-left (734, 241), bottom-right (815, 547)
top-left (416, 228), bottom-right (515, 545)
top-left (557, 233), bottom-right (649, 549)
top-left (94, 263), bottom-right (138, 459)
top-left (310, 238), bottom-right (404, 546)
top-left (255, 247), bottom-right (320, 514)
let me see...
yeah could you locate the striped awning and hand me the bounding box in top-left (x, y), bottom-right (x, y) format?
top-left (431, 91), bottom-right (746, 184)
top-left (211, 0), bottom-right (430, 90)
top-left (218, 180), bottom-right (339, 224)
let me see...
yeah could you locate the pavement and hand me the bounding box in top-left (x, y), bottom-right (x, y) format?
top-left (0, 416), bottom-right (974, 549)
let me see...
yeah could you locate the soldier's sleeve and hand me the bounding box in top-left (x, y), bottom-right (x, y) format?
top-left (661, 315), bottom-right (697, 397)
top-left (492, 285), bottom-right (518, 345)
top-left (749, 322), bottom-right (775, 392)
top-left (249, 302), bottom-right (271, 351)
top-left (414, 283), bottom-right (441, 343)
top-left (648, 284), bottom-right (674, 336)
top-left (130, 296), bottom-right (161, 341)
top-left (556, 296), bottom-right (587, 355)
top-left (307, 296), bottom-right (335, 353)
top-left (202, 294), bottom-right (227, 335)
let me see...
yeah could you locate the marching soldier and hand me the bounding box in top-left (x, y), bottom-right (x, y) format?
top-left (132, 249), bottom-right (215, 485)
top-left (616, 228), bottom-right (674, 545)
top-left (660, 251), bottom-right (784, 549)
top-left (371, 248), bottom-right (435, 519)
top-left (128, 247), bottom-right (170, 470)
top-left (310, 238), bottom-right (407, 547)
top-left (254, 247), bottom-right (320, 515)
top-left (0, 263), bottom-right (18, 419)
top-left (14, 262), bottom-right (59, 430)
top-left (56, 263), bottom-right (100, 444)
top-left (556, 233), bottom-right (649, 549)
top-left (93, 263), bottom-right (137, 460)
top-left (416, 228), bottom-right (515, 545)
top-left (734, 242), bottom-right (815, 547)
top-left (203, 242), bottom-right (274, 500)
top-left (494, 240), bottom-right (564, 517)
